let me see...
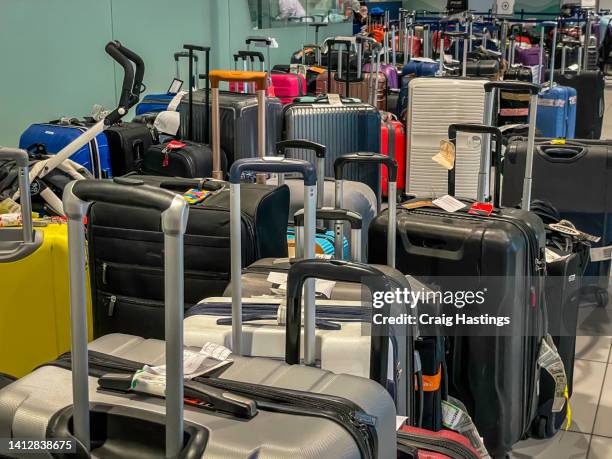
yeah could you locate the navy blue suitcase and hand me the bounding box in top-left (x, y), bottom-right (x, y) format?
top-left (19, 122), bottom-right (112, 178)
top-left (135, 94), bottom-right (176, 116)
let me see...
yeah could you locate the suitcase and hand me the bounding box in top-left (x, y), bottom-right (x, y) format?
top-left (397, 426), bottom-right (480, 459)
top-left (283, 96), bottom-right (382, 198)
top-left (405, 77), bottom-right (489, 199)
top-left (0, 177), bottom-right (398, 459)
top-left (365, 62), bottom-right (400, 89)
top-left (103, 122), bottom-right (154, 176)
top-left (370, 82), bottom-right (555, 457)
top-left (271, 71), bottom-right (307, 104)
top-left (464, 60), bottom-right (500, 79)
top-left (0, 148), bottom-right (92, 377)
top-left (501, 137), bottom-right (612, 299)
top-left (381, 112), bottom-right (406, 196)
top-left (19, 121), bottom-right (112, 178)
top-left (544, 67), bottom-right (605, 139)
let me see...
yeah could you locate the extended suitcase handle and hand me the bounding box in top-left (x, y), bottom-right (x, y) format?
top-left (209, 70), bottom-right (268, 89)
top-left (334, 152), bottom-right (398, 182)
top-left (484, 81), bottom-right (539, 95)
top-left (174, 51), bottom-right (199, 62)
top-left (229, 158), bottom-right (316, 186)
top-left (285, 259), bottom-right (402, 388)
top-left (63, 179), bottom-right (189, 458)
top-left (447, 123), bottom-right (503, 208)
top-left (0, 147), bottom-right (33, 244)
top-left (246, 36), bottom-right (273, 46)
top-left (234, 51), bottom-right (265, 62)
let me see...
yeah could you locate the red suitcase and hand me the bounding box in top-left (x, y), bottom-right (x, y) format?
top-left (380, 113), bottom-right (406, 196)
top-left (270, 72), bottom-right (307, 104)
top-left (397, 426), bottom-right (480, 459)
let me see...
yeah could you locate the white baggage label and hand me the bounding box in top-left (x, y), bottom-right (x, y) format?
top-left (433, 195), bottom-right (466, 213)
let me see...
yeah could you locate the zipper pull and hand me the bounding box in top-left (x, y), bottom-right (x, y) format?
top-left (107, 295), bottom-right (117, 317)
top-left (162, 151), bottom-right (169, 167)
top-left (102, 262), bottom-right (108, 285)
top-left (352, 411), bottom-right (377, 427)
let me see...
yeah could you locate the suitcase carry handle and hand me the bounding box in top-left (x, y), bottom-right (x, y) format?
top-left (228, 158), bottom-right (318, 364)
top-left (294, 207), bottom-right (363, 262)
top-left (63, 178), bottom-right (189, 458)
top-left (235, 50), bottom-right (265, 62)
top-left (174, 51), bottom-right (198, 62)
top-left (538, 145), bottom-right (586, 162)
top-left (0, 147), bottom-right (34, 244)
top-left (334, 153), bottom-right (398, 267)
top-left (246, 36), bottom-right (273, 46)
top-left (447, 123), bottom-right (503, 208)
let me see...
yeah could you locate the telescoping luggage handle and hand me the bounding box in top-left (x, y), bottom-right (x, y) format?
top-left (209, 70), bottom-right (268, 181)
top-left (294, 208), bottom-right (363, 262)
top-left (541, 21), bottom-right (558, 88)
top-left (324, 38), bottom-right (359, 98)
top-left (62, 178), bottom-right (189, 458)
top-left (173, 51), bottom-right (199, 89)
top-left (447, 124), bottom-right (503, 207)
top-left (484, 81), bottom-right (539, 210)
top-left (183, 44), bottom-right (210, 142)
top-left (275, 139), bottom-right (326, 208)
top-left (228, 158), bottom-right (318, 364)
top-left (334, 153), bottom-right (398, 267)
top-left (0, 148), bottom-right (33, 244)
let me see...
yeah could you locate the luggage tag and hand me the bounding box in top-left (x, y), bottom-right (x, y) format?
top-left (182, 188), bottom-right (211, 205)
top-left (327, 93), bottom-right (343, 106)
top-left (161, 140), bottom-right (187, 167)
top-left (0, 197), bottom-right (20, 214)
top-left (468, 202), bottom-right (494, 216)
top-left (432, 195), bottom-right (466, 213)
top-left (432, 139), bottom-right (455, 170)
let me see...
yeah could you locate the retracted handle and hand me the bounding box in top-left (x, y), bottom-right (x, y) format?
top-left (334, 153), bottom-right (398, 268)
top-left (173, 51), bottom-right (199, 86)
top-left (183, 44), bottom-right (210, 142)
top-left (228, 158), bottom-right (318, 363)
top-left (62, 177), bottom-right (188, 459)
top-left (484, 81), bottom-right (539, 210)
top-left (447, 124), bottom-right (503, 207)
top-left (209, 70), bottom-right (268, 181)
top-left (104, 41), bottom-right (144, 125)
top-left (325, 38), bottom-right (354, 98)
top-left (275, 139), bottom-right (326, 208)
top-left (443, 30), bottom-right (469, 76)
top-left (294, 208), bottom-right (363, 262)
top-left (0, 147), bottom-right (33, 243)
top-left (285, 259), bottom-right (411, 394)
top-left (309, 22), bottom-right (328, 55)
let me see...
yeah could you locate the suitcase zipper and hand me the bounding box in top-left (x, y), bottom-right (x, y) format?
top-left (397, 430), bottom-right (479, 459)
top-left (107, 295), bottom-right (116, 317)
top-left (202, 205), bottom-right (258, 262)
top-left (102, 293), bottom-right (164, 317)
top-left (99, 261), bottom-right (228, 283)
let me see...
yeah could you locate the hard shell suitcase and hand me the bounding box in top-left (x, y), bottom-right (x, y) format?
top-left (370, 82), bottom-right (552, 457)
top-left (271, 71), bottom-right (307, 104)
top-left (365, 62), bottom-right (400, 89)
top-left (381, 113), bottom-right (406, 196)
top-left (0, 177), bottom-right (398, 459)
top-left (0, 148), bottom-right (92, 377)
top-left (405, 77), bottom-right (489, 199)
top-left (19, 121), bottom-right (112, 178)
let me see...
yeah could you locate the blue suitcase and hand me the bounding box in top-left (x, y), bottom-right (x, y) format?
top-left (397, 61), bottom-right (439, 118)
top-left (536, 85), bottom-right (577, 138)
top-left (19, 123), bottom-right (112, 178)
top-left (135, 93), bottom-right (176, 115)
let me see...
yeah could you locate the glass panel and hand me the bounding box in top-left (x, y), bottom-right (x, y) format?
top-left (247, 0), bottom-right (354, 30)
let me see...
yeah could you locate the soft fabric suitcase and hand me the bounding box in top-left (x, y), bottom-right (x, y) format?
top-left (103, 121), bottom-right (154, 176)
top-left (19, 121), bottom-right (112, 178)
top-left (397, 426), bottom-right (481, 459)
top-left (405, 77), bottom-right (489, 199)
top-left (381, 113), bottom-right (406, 196)
top-left (370, 82), bottom-right (553, 457)
top-left (464, 60), bottom-right (500, 79)
top-left (283, 96), bottom-right (382, 198)
top-left (0, 177), bottom-right (398, 459)
top-left (0, 148), bottom-right (92, 377)
top-left (141, 139), bottom-right (227, 178)
top-left (544, 68), bottom-right (605, 139)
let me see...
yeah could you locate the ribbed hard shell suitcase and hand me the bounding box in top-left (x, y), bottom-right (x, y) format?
top-left (0, 148), bottom-right (92, 377)
top-left (405, 78), bottom-right (488, 198)
top-left (283, 98), bottom-right (382, 197)
top-left (19, 122), bottom-right (112, 178)
top-left (178, 90), bottom-right (283, 164)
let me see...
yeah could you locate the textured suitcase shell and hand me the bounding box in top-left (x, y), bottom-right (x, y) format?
top-left (315, 72), bottom-right (388, 110)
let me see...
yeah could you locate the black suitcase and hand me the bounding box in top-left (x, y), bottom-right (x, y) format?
top-left (464, 60), bottom-right (500, 78)
top-left (503, 65), bottom-right (534, 82)
top-left (87, 176), bottom-right (289, 339)
top-left (544, 69), bottom-right (605, 139)
top-left (502, 137), bottom-right (612, 298)
top-left (103, 122), bottom-right (154, 176)
top-left (368, 82), bottom-right (547, 457)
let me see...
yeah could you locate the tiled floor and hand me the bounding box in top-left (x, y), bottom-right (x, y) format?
top-left (511, 83), bottom-right (612, 457)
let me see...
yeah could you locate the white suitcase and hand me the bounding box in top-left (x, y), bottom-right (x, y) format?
top-left (405, 78), bottom-right (490, 199)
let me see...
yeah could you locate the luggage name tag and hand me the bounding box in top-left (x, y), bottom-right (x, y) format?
top-left (432, 140), bottom-right (455, 170)
top-left (182, 188), bottom-right (211, 205)
top-left (432, 195), bottom-right (466, 213)
top-left (327, 93), bottom-right (343, 106)
top-left (161, 140), bottom-right (187, 167)
top-left (468, 202), bottom-right (494, 216)
top-left (402, 200), bottom-right (434, 210)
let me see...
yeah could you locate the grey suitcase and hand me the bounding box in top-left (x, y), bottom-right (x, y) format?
top-left (0, 163), bottom-right (398, 458)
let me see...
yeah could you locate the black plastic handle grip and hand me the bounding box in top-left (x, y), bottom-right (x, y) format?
top-left (325, 38), bottom-right (354, 48)
top-left (309, 22), bottom-right (328, 28)
top-left (237, 50), bottom-right (265, 62)
top-left (294, 208), bottom-right (362, 229)
top-left (285, 259), bottom-right (395, 386)
top-left (105, 41), bottom-right (135, 109)
top-left (183, 44), bottom-right (210, 52)
top-left (484, 81), bottom-right (540, 95)
top-left (229, 158), bottom-right (317, 186)
top-left (443, 31), bottom-right (469, 38)
top-left (275, 139), bottom-right (326, 159)
top-left (116, 43), bottom-right (145, 105)
top-left (174, 51), bottom-right (199, 62)
top-left (246, 36), bottom-right (273, 46)
top-left (334, 153), bottom-right (398, 182)
top-left (71, 178), bottom-right (177, 212)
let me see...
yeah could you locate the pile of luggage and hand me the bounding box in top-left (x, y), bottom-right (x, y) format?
top-left (0, 6), bottom-right (611, 458)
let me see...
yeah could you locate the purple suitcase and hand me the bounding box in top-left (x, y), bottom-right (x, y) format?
top-left (514, 46), bottom-right (541, 66)
top-left (363, 63), bottom-right (399, 89)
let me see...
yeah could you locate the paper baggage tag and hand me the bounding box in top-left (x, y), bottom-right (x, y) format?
top-left (402, 200), bottom-right (434, 210)
top-left (432, 140), bottom-right (455, 170)
top-left (0, 197), bottom-right (20, 214)
top-left (590, 245), bottom-right (612, 262)
top-left (327, 93), bottom-right (343, 106)
top-left (0, 213), bottom-right (21, 227)
top-left (167, 90), bottom-right (188, 112)
top-left (468, 202), bottom-right (494, 216)
top-left (395, 416), bottom-right (408, 430)
top-left (433, 195), bottom-right (466, 213)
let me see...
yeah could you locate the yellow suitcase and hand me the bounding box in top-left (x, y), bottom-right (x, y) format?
top-left (0, 148), bottom-right (91, 377)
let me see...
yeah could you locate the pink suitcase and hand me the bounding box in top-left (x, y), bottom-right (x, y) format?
top-left (271, 72), bottom-right (307, 104)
